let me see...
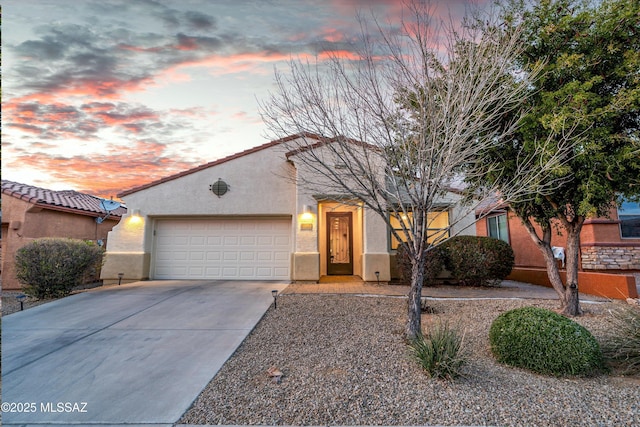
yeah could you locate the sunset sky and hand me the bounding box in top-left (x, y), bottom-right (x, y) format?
top-left (3, 0), bottom-right (482, 198)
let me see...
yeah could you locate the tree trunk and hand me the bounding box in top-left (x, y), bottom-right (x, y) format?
top-left (561, 223), bottom-right (583, 316)
top-left (406, 254), bottom-right (425, 341)
top-left (519, 216), bottom-right (583, 315)
top-left (521, 218), bottom-right (566, 299)
top-left (539, 243), bottom-right (568, 304)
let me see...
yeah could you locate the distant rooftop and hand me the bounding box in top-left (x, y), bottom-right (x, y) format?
top-left (1, 180), bottom-right (127, 218)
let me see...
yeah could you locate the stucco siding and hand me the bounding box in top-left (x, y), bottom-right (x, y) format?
top-left (122, 145), bottom-right (296, 216)
top-left (103, 144), bottom-right (298, 282)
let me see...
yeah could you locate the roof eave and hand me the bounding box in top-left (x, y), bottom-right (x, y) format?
top-left (118, 133), bottom-right (324, 198)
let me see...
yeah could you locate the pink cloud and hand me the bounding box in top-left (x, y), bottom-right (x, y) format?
top-left (9, 141), bottom-right (196, 198)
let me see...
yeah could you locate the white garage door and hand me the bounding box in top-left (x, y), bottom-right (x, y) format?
top-left (153, 218), bottom-right (291, 280)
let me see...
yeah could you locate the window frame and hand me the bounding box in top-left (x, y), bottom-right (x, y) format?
top-left (388, 208), bottom-right (450, 251)
top-left (486, 212), bottom-right (510, 244)
top-left (618, 198), bottom-right (640, 239)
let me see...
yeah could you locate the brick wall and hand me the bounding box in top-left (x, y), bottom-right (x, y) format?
top-left (581, 246), bottom-right (640, 270)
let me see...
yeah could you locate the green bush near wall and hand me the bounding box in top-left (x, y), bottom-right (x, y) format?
top-left (441, 236), bottom-right (514, 287)
top-left (489, 306), bottom-right (605, 377)
top-left (16, 238), bottom-right (105, 299)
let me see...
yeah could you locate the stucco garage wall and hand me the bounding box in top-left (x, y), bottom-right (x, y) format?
top-left (102, 144), bottom-right (297, 283)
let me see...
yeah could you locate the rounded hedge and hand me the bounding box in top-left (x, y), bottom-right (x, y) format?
top-left (442, 236), bottom-right (514, 286)
top-left (489, 306), bottom-right (604, 376)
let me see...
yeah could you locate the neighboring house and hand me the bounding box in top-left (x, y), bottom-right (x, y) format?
top-left (476, 200), bottom-right (640, 299)
top-left (101, 134), bottom-right (475, 285)
top-left (1, 180), bottom-right (127, 291)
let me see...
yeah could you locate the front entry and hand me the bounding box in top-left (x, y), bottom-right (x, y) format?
top-left (326, 212), bottom-right (353, 275)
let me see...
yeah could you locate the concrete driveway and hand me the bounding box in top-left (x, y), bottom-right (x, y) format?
top-left (1, 280), bottom-right (288, 426)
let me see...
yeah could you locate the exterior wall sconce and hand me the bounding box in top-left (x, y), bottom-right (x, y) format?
top-left (129, 209), bottom-right (142, 223)
top-left (300, 204), bottom-right (315, 231)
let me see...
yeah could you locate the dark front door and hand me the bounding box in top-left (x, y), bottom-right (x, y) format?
top-left (327, 212), bottom-right (353, 275)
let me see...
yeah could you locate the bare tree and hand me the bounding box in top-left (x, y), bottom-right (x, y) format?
top-left (260, 1), bottom-right (573, 340)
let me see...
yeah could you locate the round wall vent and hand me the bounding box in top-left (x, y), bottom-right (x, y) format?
top-left (210, 178), bottom-right (229, 197)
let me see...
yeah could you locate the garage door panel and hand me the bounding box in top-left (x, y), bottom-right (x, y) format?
top-left (257, 236), bottom-right (274, 245)
top-left (240, 222), bottom-right (257, 231)
top-left (240, 236), bottom-right (256, 245)
top-left (154, 218), bottom-right (291, 280)
top-left (239, 267), bottom-right (254, 276)
top-left (274, 267), bottom-right (289, 276)
top-left (274, 236), bottom-right (289, 245)
top-left (240, 252), bottom-right (255, 261)
top-left (190, 236), bottom-right (205, 245)
top-left (224, 236), bottom-right (239, 245)
top-left (205, 267), bottom-right (221, 275)
top-left (274, 251), bottom-right (289, 261)
top-left (256, 252), bottom-right (272, 261)
top-left (174, 251), bottom-right (188, 260)
top-left (206, 236), bottom-right (222, 245)
top-left (189, 266), bottom-right (204, 276)
top-left (173, 236), bottom-right (189, 245)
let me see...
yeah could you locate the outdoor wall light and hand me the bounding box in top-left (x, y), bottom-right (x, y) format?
top-left (129, 209), bottom-right (142, 223)
top-left (300, 205), bottom-right (315, 230)
top-left (118, 272), bottom-right (124, 286)
top-left (301, 205), bottom-right (314, 221)
top-left (272, 289), bottom-right (278, 309)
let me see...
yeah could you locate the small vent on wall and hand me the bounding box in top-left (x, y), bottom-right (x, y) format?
top-left (210, 178), bottom-right (230, 197)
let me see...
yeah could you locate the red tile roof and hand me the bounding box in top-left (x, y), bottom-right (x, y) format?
top-left (1, 180), bottom-right (127, 218)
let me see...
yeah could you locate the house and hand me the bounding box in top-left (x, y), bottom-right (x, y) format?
top-left (101, 134), bottom-right (476, 285)
top-left (476, 202), bottom-right (640, 299)
top-left (1, 180), bottom-right (127, 290)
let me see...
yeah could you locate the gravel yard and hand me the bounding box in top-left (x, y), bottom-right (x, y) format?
top-left (1, 291), bottom-right (54, 315)
top-left (180, 294), bottom-right (639, 426)
top-left (1, 283), bottom-right (104, 316)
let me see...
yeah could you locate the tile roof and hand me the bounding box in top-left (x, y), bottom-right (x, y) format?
top-left (1, 180), bottom-right (127, 218)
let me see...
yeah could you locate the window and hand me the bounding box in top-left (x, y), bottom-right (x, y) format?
top-left (389, 210), bottom-right (449, 250)
top-left (487, 213), bottom-right (509, 243)
top-left (618, 199), bottom-right (640, 238)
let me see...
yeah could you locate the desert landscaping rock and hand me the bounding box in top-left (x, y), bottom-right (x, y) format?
top-left (180, 294), bottom-right (639, 426)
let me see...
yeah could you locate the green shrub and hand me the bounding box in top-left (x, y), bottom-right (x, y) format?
top-left (16, 238), bottom-right (105, 299)
top-left (409, 321), bottom-right (466, 380)
top-left (441, 236), bottom-right (514, 286)
top-left (396, 243), bottom-right (444, 287)
top-left (601, 306), bottom-right (640, 374)
top-left (489, 306), bottom-right (605, 377)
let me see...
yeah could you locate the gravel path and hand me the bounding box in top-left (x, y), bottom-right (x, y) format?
top-left (180, 294), bottom-right (639, 426)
